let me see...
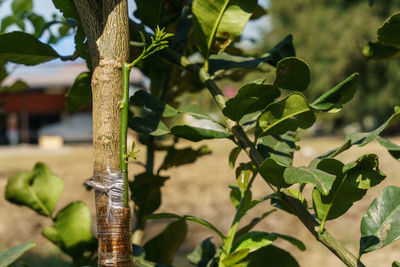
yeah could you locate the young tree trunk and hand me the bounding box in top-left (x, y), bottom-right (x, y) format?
top-left (73, 0), bottom-right (133, 266)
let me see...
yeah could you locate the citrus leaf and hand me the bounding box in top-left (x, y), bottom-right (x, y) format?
top-left (187, 238), bottom-right (216, 267)
top-left (360, 186), bottom-right (400, 255)
top-left (237, 245), bottom-right (299, 267)
top-left (232, 232), bottom-right (276, 253)
top-left (229, 146), bottom-right (242, 169)
top-left (375, 136), bottom-right (400, 161)
top-left (170, 125), bottom-right (232, 142)
top-left (274, 57), bottom-right (310, 92)
top-left (66, 72), bottom-right (92, 113)
top-left (377, 11), bottom-right (400, 48)
top-left (0, 32), bottom-right (60, 65)
top-left (257, 93), bottom-right (315, 136)
top-left (0, 242), bottom-right (35, 267)
top-left (5, 162), bottom-right (63, 217)
top-left (131, 90), bottom-right (178, 118)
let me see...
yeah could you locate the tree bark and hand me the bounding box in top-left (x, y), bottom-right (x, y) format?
top-left (73, 0), bottom-right (132, 266)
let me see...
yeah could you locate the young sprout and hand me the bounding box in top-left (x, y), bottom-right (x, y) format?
top-left (124, 141), bottom-right (140, 162)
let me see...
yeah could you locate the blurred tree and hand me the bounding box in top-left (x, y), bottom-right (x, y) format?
top-left (262, 0), bottom-right (400, 132)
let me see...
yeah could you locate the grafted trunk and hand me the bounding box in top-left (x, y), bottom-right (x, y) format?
top-left (73, 0), bottom-right (132, 265)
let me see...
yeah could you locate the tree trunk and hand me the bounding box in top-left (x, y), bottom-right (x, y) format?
top-left (73, 0), bottom-right (132, 266)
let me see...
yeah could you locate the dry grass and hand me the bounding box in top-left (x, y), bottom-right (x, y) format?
top-left (1, 136), bottom-right (400, 266)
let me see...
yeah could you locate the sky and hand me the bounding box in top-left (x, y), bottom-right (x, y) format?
top-left (0, 0), bottom-right (270, 74)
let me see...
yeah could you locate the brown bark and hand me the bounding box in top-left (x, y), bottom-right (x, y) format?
top-left (73, 0), bottom-right (132, 266)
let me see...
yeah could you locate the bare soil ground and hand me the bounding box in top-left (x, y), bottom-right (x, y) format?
top-left (1, 136), bottom-right (400, 266)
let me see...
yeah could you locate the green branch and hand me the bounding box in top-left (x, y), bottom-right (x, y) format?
top-left (162, 47), bottom-right (365, 267)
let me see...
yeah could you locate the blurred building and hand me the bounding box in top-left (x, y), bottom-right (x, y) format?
top-left (0, 61), bottom-right (144, 145)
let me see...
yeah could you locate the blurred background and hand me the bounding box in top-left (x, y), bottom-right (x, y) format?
top-left (1, 0), bottom-right (400, 266)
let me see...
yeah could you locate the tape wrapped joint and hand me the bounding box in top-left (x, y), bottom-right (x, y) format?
top-left (86, 167), bottom-right (125, 223)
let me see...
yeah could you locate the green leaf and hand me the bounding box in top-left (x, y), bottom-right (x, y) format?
top-left (192, 0), bottom-right (257, 56)
top-left (271, 233), bottom-right (306, 251)
top-left (274, 57), bottom-right (310, 92)
top-left (229, 147), bottom-right (242, 169)
top-left (42, 201), bottom-right (96, 258)
top-left (144, 219), bottom-right (187, 265)
top-left (259, 158), bottom-right (288, 188)
top-left (317, 111), bottom-right (400, 159)
top-left (170, 125), bottom-right (232, 142)
top-left (377, 12), bottom-right (400, 48)
top-left (12, 0), bottom-right (32, 14)
top-left (52, 0), bottom-right (79, 19)
top-left (257, 132), bottom-right (297, 166)
top-left (187, 238), bottom-right (216, 267)
top-left (131, 90), bottom-right (178, 118)
top-left (363, 41), bottom-right (400, 60)
top-left (223, 80), bottom-right (280, 122)
top-left (0, 32), bottom-right (60, 65)
top-left (237, 245), bottom-right (299, 267)
top-left (208, 35), bottom-right (295, 75)
top-left (360, 186), bottom-right (400, 255)
top-left (313, 155), bottom-right (386, 221)
top-left (179, 104), bottom-right (215, 121)
top-left (235, 163), bottom-right (256, 191)
top-left (128, 115), bottom-right (170, 136)
top-left (375, 136), bottom-right (400, 161)
top-left (232, 232), bottom-right (276, 253)
top-left (257, 93), bottom-right (315, 136)
top-left (284, 166), bottom-right (335, 195)
top-left (65, 72), bottom-right (92, 113)
top-left (130, 173), bottom-right (169, 218)
top-left (0, 80), bottom-right (28, 94)
top-left (5, 162), bottom-right (63, 217)
top-left (134, 0), bottom-right (185, 28)
top-left (144, 213), bottom-right (224, 239)
top-left (311, 73), bottom-right (359, 112)
top-left (158, 145), bottom-right (211, 172)
top-left (393, 261), bottom-right (400, 267)
top-left (0, 242), bottom-right (35, 267)
top-left (222, 249), bottom-right (250, 266)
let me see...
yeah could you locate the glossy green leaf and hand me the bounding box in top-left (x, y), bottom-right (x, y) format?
top-left (128, 115), bottom-right (170, 136)
top-left (170, 125), bottom-right (232, 142)
top-left (257, 93), bottom-right (315, 136)
top-left (0, 242), bottom-right (35, 267)
top-left (284, 166), bottom-right (335, 195)
top-left (158, 145), bottom-right (211, 172)
top-left (377, 12), bottom-right (400, 48)
top-left (311, 73), bottom-right (359, 112)
top-left (239, 110), bottom-right (261, 132)
top-left (130, 173), bottom-right (169, 217)
top-left (134, 0), bottom-right (185, 28)
top-left (131, 90), bottom-right (178, 118)
top-left (144, 219), bottom-right (187, 265)
top-left (42, 201), bottom-right (96, 258)
top-left (360, 186), bottom-right (400, 255)
top-left (271, 233), bottom-right (306, 251)
top-left (232, 232), bottom-right (276, 254)
top-left (375, 136), bottom-right (400, 161)
top-left (52, 0), bottom-right (79, 19)
top-left (192, 0), bottom-right (257, 56)
top-left (12, 0), bottom-right (32, 14)
top-left (223, 80), bottom-right (280, 121)
top-left (313, 155), bottom-right (386, 221)
top-left (393, 261), bottom-right (400, 267)
top-left (5, 162), bottom-right (63, 217)
top-left (65, 72), bottom-right (92, 113)
top-left (222, 249), bottom-right (249, 266)
top-left (0, 80), bottom-right (28, 94)
top-left (274, 57), bottom-right (310, 92)
top-left (259, 158), bottom-right (288, 188)
top-left (144, 213), bottom-right (224, 239)
top-left (179, 104), bottom-right (214, 121)
top-left (187, 238), bottom-right (216, 267)
top-left (208, 35), bottom-right (295, 74)
top-left (363, 41), bottom-right (400, 60)
top-left (237, 245), bottom-right (299, 267)
top-left (235, 163), bottom-right (256, 191)
top-left (229, 147), bottom-right (242, 169)
top-left (257, 132), bottom-right (297, 166)
top-left (0, 32), bottom-right (60, 65)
